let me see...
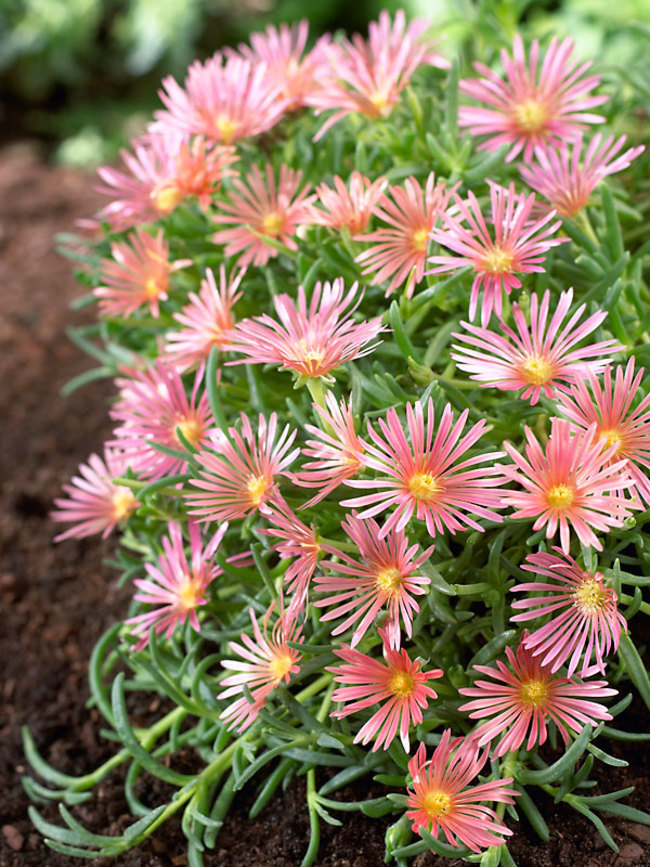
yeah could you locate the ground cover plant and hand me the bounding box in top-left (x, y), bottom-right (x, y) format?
top-left (24, 5), bottom-right (650, 865)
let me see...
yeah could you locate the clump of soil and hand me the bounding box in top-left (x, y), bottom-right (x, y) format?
top-left (0, 145), bottom-right (648, 867)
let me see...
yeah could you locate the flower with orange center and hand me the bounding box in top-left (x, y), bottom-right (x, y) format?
top-left (452, 288), bottom-right (622, 405)
top-left (512, 548), bottom-right (627, 677)
top-left (218, 601), bottom-right (303, 732)
top-left (186, 412), bottom-right (298, 523)
top-left (459, 636), bottom-right (617, 757)
top-left (499, 417), bottom-right (638, 554)
top-left (327, 631), bottom-right (442, 752)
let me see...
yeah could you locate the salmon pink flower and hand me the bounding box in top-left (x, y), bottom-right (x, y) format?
top-left (212, 162), bottom-right (315, 268)
top-left (512, 548), bottom-right (627, 677)
top-left (459, 637), bottom-right (617, 757)
top-left (499, 418), bottom-right (637, 554)
top-left (218, 602), bottom-right (303, 731)
top-left (313, 171), bottom-right (387, 235)
top-left (406, 730), bottom-right (518, 852)
top-left (557, 360), bottom-right (650, 505)
top-left (519, 134), bottom-right (645, 217)
top-left (328, 632), bottom-right (442, 752)
top-left (451, 288), bottom-right (622, 405)
top-left (313, 514), bottom-right (433, 649)
top-left (155, 54), bottom-right (286, 144)
top-left (355, 173), bottom-right (452, 297)
top-left (342, 399), bottom-right (505, 539)
top-left (94, 227), bottom-right (191, 320)
top-left (307, 10), bottom-right (447, 140)
top-left (186, 412), bottom-right (298, 523)
top-left (110, 362), bottom-right (213, 481)
top-left (51, 447), bottom-right (138, 542)
top-left (165, 265), bottom-right (245, 371)
top-left (292, 392), bottom-right (366, 506)
top-left (459, 35), bottom-right (607, 163)
top-left (126, 521), bottom-right (227, 649)
top-left (228, 279), bottom-right (384, 382)
top-left (428, 182), bottom-right (565, 324)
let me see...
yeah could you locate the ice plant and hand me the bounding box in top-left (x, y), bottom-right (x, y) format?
top-left (292, 391), bottom-right (366, 506)
top-left (94, 227), bottom-right (191, 319)
top-left (328, 632), bottom-right (442, 752)
top-left (312, 171), bottom-right (387, 235)
top-left (51, 447), bottom-right (138, 542)
top-left (211, 162), bottom-right (315, 268)
top-left (557, 359), bottom-right (650, 505)
top-left (451, 288), bottom-right (622, 404)
top-left (459, 34), bottom-right (608, 162)
top-left (126, 521), bottom-right (226, 649)
top-left (155, 54), bottom-right (286, 144)
top-left (406, 730), bottom-right (518, 852)
top-left (110, 362), bottom-right (213, 480)
top-left (314, 514), bottom-right (433, 649)
top-left (512, 548), bottom-right (627, 676)
top-left (165, 265), bottom-right (244, 371)
top-left (355, 173), bottom-right (452, 296)
top-left (307, 10), bottom-right (447, 139)
top-left (218, 602), bottom-right (302, 731)
top-left (459, 637), bottom-right (617, 757)
top-left (342, 399), bottom-right (504, 539)
top-left (499, 418), bottom-right (637, 553)
top-left (428, 182), bottom-right (565, 324)
top-left (186, 412), bottom-right (298, 523)
top-left (228, 278), bottom-right (384, 382)
top-left (519, 134), bottom-right (645, 217)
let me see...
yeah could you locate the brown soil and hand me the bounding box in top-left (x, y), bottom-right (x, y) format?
top-left (0, 145), bottom-right (648, 867)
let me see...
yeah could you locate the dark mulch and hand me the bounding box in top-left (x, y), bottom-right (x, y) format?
top-left (0, 145), bottom-right (648, 867)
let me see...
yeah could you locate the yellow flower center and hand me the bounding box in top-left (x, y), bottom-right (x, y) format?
top-left (573, 576), bottom-right (607, 615)
top-left (174, 416), bottom-right (203, 447)
top-left (297, 339), bottom-right (326, 375)
top-left (408, 472), bottom-right (440, 502)
top-left (177, 574), bottom-right (201, 610)
top-left (269, 650), bottom-right (295, 685)
top-left (144, 277), bottom-right (165, 300)
top-left (368, 90), bottom-right (391, 115)
top-left (388, 669), bottom-right (415, 698)
top-left (520, 678), bottom-right (549, 708)
top-left (375, 567), bottom-right (403, 596)
top-left (261, 211), bottom-right (285, 237)
top-left (215, 115), bottom-right (239, 144)
top-left (482, 246), bottom-right (514, 274)
top-left (151, 184), bottom-right (184, 214)
top-left (412, 228), bottom-right (430, 253)
top-left (422, 790), bottom-right (452, 818)
top-left (247, 473), bottom-right (270, 507)
top-left (599, 428), bottom-right (623, 454)
top-left (111, 487), bottom-right (137, 521)
top-left (547, 484), bottom-right (575, 510)
top-left (513, 98), bottom-right (549, 133)
top-left (520, 355), bottom-right (553, 386)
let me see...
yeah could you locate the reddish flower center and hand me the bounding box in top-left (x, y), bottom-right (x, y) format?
top-left (408, 472), bottom-right (440, 502)
top-left (388, 669), bottom-right (415, 698)
top-left (375, 567), bottom-right (403, 596)
top-left (573, 576), bottom-right (608, 615)
top-left (482, 246), bottom-right (514, 274)
top-left (422, 790), bottom-right (453, 818)
top-left (520, 354), bottom-right (553, 387)
top-left (546, 484), bottom-right (575, 510)
top-left (262, 211), bottom-right (285, 237)
top-left (520, 678), bottom-right (548, 708)
top-left (247, 473), bottom-right (270, 507)
top-left (111, 487), bottom-right (137, 521)
top-left (513, 98), bottom-right (549, 134)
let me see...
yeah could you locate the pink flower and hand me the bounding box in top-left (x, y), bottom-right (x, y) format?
top-left (211, 162), bottom-right (316, 268)
top-left (342, 399), bottom-right (504, 539)
top-left (451, 288), bottom-right (622, 405)
top-left (126, 521), bottom-right (226, 649)
top-left (313, 171), bottom-right (387, 235)
top-left (519, 134), bottom-right (645, 217)
top-left (185, 412), bottom-right (298, 523)
top-left (459, 637), bottom-right (617, 757)
top-left (406, 730), bottom-right (518, 852)
top-left (313, 514), bottom-right (433, 649)
top-left (110, 362), bottom-right (213, 481)
top-left (51, 447), bottom-right (138, 542)
top-left (155, 54), bottom-right (286, 144)
top-left (165, 265), bottom-right (245, 371)
top-left (292, 391), bottom-right (366, 507)
top-left (94, 227), bottom-right (191, 319)
top-left (227, 279), bottom-right (384, 382)
top-left (307, 10), bottom-right (447, 140)
top-left (428, 182), bottom-right (566, 325)
top-left (557, 359), bottom-right (650, 505)
top-left (499, 418), bottom-right (638, 554)
top-left (459, 34), bottom-right (607, 163)
top-left (355, 173), bottom-right (452, 297)
top-left (218, 602), bottom-right (302, 731)
top-left (512, 548), bottom-right (627, 677)
top-left (328, 632), bottom-right (442, 752)
top-left (95, 131), bottom-right (238, 230)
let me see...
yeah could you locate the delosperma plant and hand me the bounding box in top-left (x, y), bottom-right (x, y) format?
top-left (26, 7), bottom-right (650, 865)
